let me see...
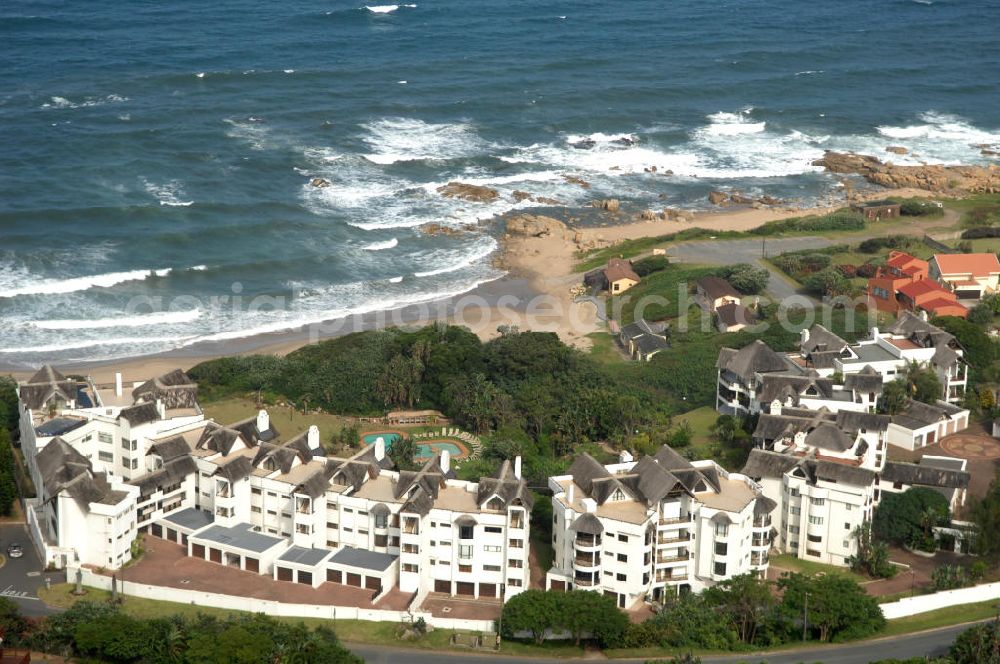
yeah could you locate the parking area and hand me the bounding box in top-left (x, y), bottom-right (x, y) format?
top-left (0, 522), bottom-right (60, 616)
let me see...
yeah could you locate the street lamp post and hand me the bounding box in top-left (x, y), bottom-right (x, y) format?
top-left (803, 591), bottom-right (809, 642)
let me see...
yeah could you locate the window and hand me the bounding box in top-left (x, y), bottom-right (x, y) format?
top-left (98, 432), bottom-right (113, 444)
top-left (714, 562), bottom-right (727, 576)
top-left (484, 526), bottom-right (502, 534)
top-left (808, 516), bottom-right (824, 525)
top-left (509, 538), bottom-right (523, 549)
top-left (508, 559), bottom-right (523, 568)
top-left (616, 553), bottom-right (627, 562)
top-left (790, 506), bottom-right (800, 516)
top-left (616, 573), bottom-right (626, 581)
top-left (810, 498), bottom-right (825, 506)
top-left (343, 508), bottom-right (353, 513)
top-left (845, 522), bottom-right (851, 530)
top-left (402, 563), bottom-right (418, 573)
top-left (484, 565), bottom-right (501, 572)
top-left (807, 534), bottom-right (822, 543)
top-left (715, 541), bottom-right (728, 556)
top-left (845, 504), bottom-right (853, 511)
top-left (508, 578), bottom-right (523, 587)
top-left (789, 526), bottom-right (800, 535)
top-left (459, 545), bottom-right (473, 559)
top-left (715, 522), bottom-right (728, 537)
top-left (375, 534), bottom-right (388, 547)
top-left (375, 514), bottom-right (388, 528)
top-left (130, 458), bottom-right (138, 470)
top-left (251, 506), bottom-right (261, 513)
top-left (790, 488), bottom-right (800, 497)
top-left (459, 525), bottom-right (474, 539)
top-left (252, 488), bottom-right (261, 495)
top-left (459, 564), bottom-right (472, 573)
top-left (617, 534), bottom-right (628, 543)
top-left (843, 540), bottom-right (851, 548)
top-left (98, 451), bottom-right (114, 463)
top-left (485, 545), bottom-right (501, 552)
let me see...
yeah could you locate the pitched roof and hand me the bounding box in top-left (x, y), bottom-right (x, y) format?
top-left (716, 340), bottom-right (792, 382)
top-left (933, 253), bottom-right (1000, 278)
top-left (881, 460), bottom-right (970, 490)
top-left (886, 252), bottom-right (925, 271)
top-left (814, 460), bottom-right (875, 485)
top-left (697, 276), bottom-right (741, 300)
top-left (214, 455), bottom-right (253, 483)
top-left (147, 435), bottom-right (192, 461)
top-left (844, 366), bottom-right (883, 393)
top-left (835, 410), bottom-right (891, 434)
top-left (716, 302), bottom-right (756, 328)
top-left (801, 324), bottom-right (848, 354)
top-left (196, 422), bottom-right (243, 456)
top-left (19, 365), bottom-right (79, 411)
top-left (741, 449), bottom-right (800, 479)
top-left (653, 445), bottom-right (695, 471)
top-left (118, 401), bottom-right (160, 426)
top-left (29, 365), bottom-right (68, 384)
top-left (898, 279), bottom-right (953, 299)
top-left (804, 422), bottom-right (855, 453)
top-left (604, 258), bottom-right (640, 284)
top-left (128, 456), bottom-right (197, 495)
top-left (759, 375), bottom-right (836, 405)
top-left (132, 369), bottom-right (199, 409)
top-left (569, 512), bottom-right (604, 535)
top-left (476, 460), bottom-right (534, 510)
top-left (229, 414), bottom-right (280, 445)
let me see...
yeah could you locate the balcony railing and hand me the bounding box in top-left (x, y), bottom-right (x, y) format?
top-left (658, 533), bottom-right (690, 545)
top-left (657, 552), bottom-right (690, 564)
top-left (575, 535), bottom-right (602, 548)
top-left (656, 572), bottom-right (688, 582)
top-left (659, 514), bottom-right (691, 526)
top-left (574, 577), bottom-right (597, 587)
top-left (574, 554), bottom-right (601, 567)
top-left (752, 537), bottom-right (769, 548)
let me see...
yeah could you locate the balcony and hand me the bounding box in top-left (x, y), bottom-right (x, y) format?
top-left (752, 536), bottom-right (769, 548)
top-left (658, 514), bottom-right (691, 526)
top-left (657, 550), bottom-right (690, 564)
top-left (656, 571), bottom-right (688, 583)
top-left (574, 576), bottom-right (598, 587)
top-left (574, 553), bottom-right (601, 568)
top-left (574, 534), bottom-right (601, 549)
top-left (751, 553), bottom-right (769, 566)
top-left (658, 533), bottom-right (690, 545)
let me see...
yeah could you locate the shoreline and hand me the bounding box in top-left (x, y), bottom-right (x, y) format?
top-left (3, 187), bottom-right (940, 383)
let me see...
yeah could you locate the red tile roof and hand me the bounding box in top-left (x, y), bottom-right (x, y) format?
top-left (604, 258), bottom-right (640, 284)
top-left (933, 253), bottom-right (1000, 278)
top-left (897, 279), bottom-right (952, 299)
top-left (919, 297), bottom-right (968, 315)
top-left (887, 251), bottom-right (926, 270)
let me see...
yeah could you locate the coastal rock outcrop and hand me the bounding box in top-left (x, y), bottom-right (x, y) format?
top-left (885, 146), bottom-right (909, 155)
top-left (310, 178), bottom-right (331, 188)
top-left (590, 198), bottom-right (621, 212)
top-left (813, 151), bottom-right (1000, 194)
top-left (709, 191), bottom-right (785, 208)
top-left (505, 214), bottom-right (569, 239)
top-left (562, 175), bottom-right (591, 189)
top-left (436, 181), bottom-right (500, 202)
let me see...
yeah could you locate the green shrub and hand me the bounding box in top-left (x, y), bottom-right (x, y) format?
top-left (633, 255), bottom-right (670, 277)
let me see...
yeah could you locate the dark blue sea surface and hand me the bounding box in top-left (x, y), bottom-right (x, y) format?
top-left (1, 0), bottom-right (999, 365)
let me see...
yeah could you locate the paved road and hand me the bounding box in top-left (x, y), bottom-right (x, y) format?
top-left (0, 522), bottom-right (61, 616)
top-left (349, 620), bottom-right (979, 663)
top-left (668, 236), bottom-right (833, 303)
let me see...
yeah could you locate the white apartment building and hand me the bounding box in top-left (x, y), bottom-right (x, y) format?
top-left (18, 366), bottom-right (532, 602)
top-left (546, 446), bottom-right (774, 608)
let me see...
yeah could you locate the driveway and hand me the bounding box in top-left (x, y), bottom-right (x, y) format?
top-left (667, 236), bottom-right (833, 303)
top-left (0, 522), bottom-right (60, 616)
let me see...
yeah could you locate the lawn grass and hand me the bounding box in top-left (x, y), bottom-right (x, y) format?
top-left (586, 331), bottom-right (627, 365)
top-left (769, 553), bottom-right (869, 583)
top-left (673, 405), bottom-right (718, 459)
top-left (201, 397), bottom-right (363, 451)
top-left (610, 264), bottom-right (719, 325)
top-left (880, 599), bottom-right (1000, 637)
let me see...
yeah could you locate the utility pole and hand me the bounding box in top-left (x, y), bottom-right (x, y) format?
top-left (803, 591), bottom-right (809, 641)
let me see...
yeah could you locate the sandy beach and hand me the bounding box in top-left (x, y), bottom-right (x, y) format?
top-left (7, 187), bottom-right (938, 384)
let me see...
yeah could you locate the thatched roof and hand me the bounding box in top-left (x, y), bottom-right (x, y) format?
top-left (882, 460), bottom-right (970, 490)
top-left (118, 401), bottom-right (160, 426)
top-left (132, 369), bottom-right (198, 409)
top-left (844, 366), bottom-right (884, 393)
top-left (716, 340), bottom-right (791, 382)
top-left (569, 512), bottom-right (604, 535)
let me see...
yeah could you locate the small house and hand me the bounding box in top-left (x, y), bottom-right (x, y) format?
top-left (929, 253), bottom-right (1000, 302)
top-left (696, 276), bottom-right (741, 312)
top-left (715, 302), bottom-right (757, 333)
top-left (603, 258), bottom-right (641, 294)
top-left (619, 319), bottom-right (669, 361)
top-left (852, 200), bottom-right (901, 221)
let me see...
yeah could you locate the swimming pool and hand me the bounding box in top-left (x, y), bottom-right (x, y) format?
top-left (360, 432), bottom-right (467, 460)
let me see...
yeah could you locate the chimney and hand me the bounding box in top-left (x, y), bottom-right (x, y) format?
top-left (771, 399), bottom-right (782, 417)
top-left (567, 484), bottom-right (575, 504)
top-left (799, 328), bottom-right (810, 346)
top-left (154, 399), bottom-right (165, 420)
top-left (256, 409), bottom-right (270, 434)
top-left (374, 436), bottom-right (385, 462)
top-left (919, 309), bottom-right (929, 322)
top-left (513, 455), bottom-right (522, 479)
top-left (114, 372), bottom-right (123, 397)
top-left (619, 450), bottom-right (634, 464)
top-left (441, 449), bottom-right (451, 474)
top-left (582, 497), bottom-right (597, 514)
top-left (307, 425), bottom-right (319, 450)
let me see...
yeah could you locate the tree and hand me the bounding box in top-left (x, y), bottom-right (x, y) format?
top-left (777, 573), bottom-right (885, 642)
top-left (873, 487), bottom-right (950, 550)
top-left (972, 469), bottom-right (1000, 559)
top-left (803, 267), bottom-right (849, 297)
top-left (905, 362), bottom-right (943, 404)
top-left (720, 264), bottom-right (770, 295)
top-left (557, 591), bottom-right (628, 647)
top-left (847, 523), bottom-right (898, 579)
top-left (387, 435), bottom-right (418, 471)
top-left (969, 303), bottom-right (994, 326)
top-left (500, 589), bottom-right (558, 645)
top-left (951, 618), bottom-right (1000, 664)
top-left (877, 379), bottom-right (909, 415)
top-left (703, 574), bottom-right (775, 645)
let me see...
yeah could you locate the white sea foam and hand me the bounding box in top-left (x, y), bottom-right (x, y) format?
top-left (196, 72), bottom-right (206, 78)
top-left (413, 237), bottom-right (497, 278)
top-left (360, 117), bottom-right (486, 164)
top-left (34, 309), bottom-right (202, 330)
top-left (364, 238), bottom-right (399, 251)
top-left (0, 335), bottom-right (192, 354)
top-left (794, 70), bottom-right (824, 77)
top-left (388, 276), bottom-right (404, 283)
top-left (701, 111), bottom-right (766, 136)
top-left (224, 117), bottom-right (271, 150)
top-left (365, 5), bottom-right (399, 13)
top-left (1, 268), bottom-right (172, 298)
top-left (41, 94), bottom-right (128, 110)
top-left (142, 178), bottom-right (194, 206)
top-left (283, 69), bottom-right (295, 74)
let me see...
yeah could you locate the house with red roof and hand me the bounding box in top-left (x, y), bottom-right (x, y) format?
top-left (930, 253), bottom-right (1000, 302)
top-left (896, 279), bottom-right (968, 319)
top-left (866, 251), bottom-right (929, 313)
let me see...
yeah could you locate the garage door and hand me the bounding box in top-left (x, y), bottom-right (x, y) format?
top-left (479, 583), bottom-right (496, 598)
top-left (456, 581), bottom-right (475, 596)
top-left (151, 523), bottom-right (162, 538)
top-left (550, 580), bottom-right (566, 592)
top-left (346, 573), bottom-right (362, 587)
top-left (209, 548), bottom-right (222, 563)
top-left (927, 430), bottom-right (936, 445)
top-left (245, 557), bottom-right (259, 573)
top-left (277, 567), bottom-right (293, 582)
top-left (327, 569), bottom-right (342, 584)
top-left (434, 579), bottom-right (450, 593)
top-left (298, 571), bottom-right (313, 586)
top-left (192, 543), bottom-right (205, 558)
top-left (165, 528), bottom-right (176, 542)
top-left (365, 576), bottom-right (381, 591)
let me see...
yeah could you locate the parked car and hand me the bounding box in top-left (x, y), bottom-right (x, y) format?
top-left (7, 543), bottom-right (22, 558)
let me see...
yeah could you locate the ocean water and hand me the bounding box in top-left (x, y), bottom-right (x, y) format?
top-left (2, 0), bottom-right (999, 367)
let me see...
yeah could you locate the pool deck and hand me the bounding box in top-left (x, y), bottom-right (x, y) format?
top-left (358, 431), bottom-right (471, 460)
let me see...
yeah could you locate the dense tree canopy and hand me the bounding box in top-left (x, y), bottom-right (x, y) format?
top-left (872, 487), bottom-right (950, 550)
